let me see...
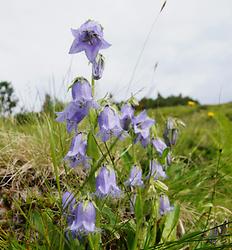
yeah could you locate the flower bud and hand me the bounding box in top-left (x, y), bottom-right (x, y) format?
top-left (92, 54), bottom-right (105, 80)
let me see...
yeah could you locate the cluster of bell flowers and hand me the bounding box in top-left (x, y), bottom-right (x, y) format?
top-left (57, 20), bottom-right (177, 237)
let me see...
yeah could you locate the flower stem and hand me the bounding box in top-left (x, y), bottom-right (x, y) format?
top-left (91, 77), bottom-right (95, 97)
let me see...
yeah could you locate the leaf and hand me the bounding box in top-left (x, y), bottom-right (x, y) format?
top-left (135, 190), bottom-right (143, 223)
top-left (160, 147), bottom-right (170, 165)
top-left (161, 204), bottom-right (180, 242)
top-left (101, 205), bottom-right (117, 225)
top-left (89, 108), bottom-right (98, 129)
top-left (121, 147), bottom-right (133, 169)
top-left (87, 132), bottom-right (100, 161)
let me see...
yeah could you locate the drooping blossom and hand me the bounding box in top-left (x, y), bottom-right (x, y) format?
top-left (159, 195), bottom-right (173, 215)
top-left (120, 104), bottom-right (134, 131)
top-left (69, 20), bottom-right (111, 62)
top-left (98, 106), bottom-right (124, 142)
top-left (62, 191), bottom-right (76, 226)
top-left (56, 78), bottom-right (97, 133)
top-left (95, 166), bottom-right (121, 197)
top-left (70, 201), bottom-right (96, 235)
top-left (64, 133), bottom-right (90, 168)
top-left (132, 110), bottom-right (155, 147)
top-left (125, 165), bottom-right (143, 187)
top-left (92, 54), bottom-right (105, 80)
top-left (152, 138), bottom-right (171, 165)
top-left (147, 160), bottom-right (167, 180)
top-left (152, 138), bottom-right (168, 155)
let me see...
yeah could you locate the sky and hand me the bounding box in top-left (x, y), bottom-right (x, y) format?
top-left (0, 0), bottom-right (232, 111)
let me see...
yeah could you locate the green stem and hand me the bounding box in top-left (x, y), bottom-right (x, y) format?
top-left (92, 77), bottom-right (95, 97)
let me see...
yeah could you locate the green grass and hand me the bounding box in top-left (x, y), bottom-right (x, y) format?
top-left (1, 103), bottom-right (232, 249)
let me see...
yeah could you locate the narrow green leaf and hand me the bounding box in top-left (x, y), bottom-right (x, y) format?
top-left (161, 204), bottom-right (180, 242)
top-left (87, 132), bottom-right (100, 161)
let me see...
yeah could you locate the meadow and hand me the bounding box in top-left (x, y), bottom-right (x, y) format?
top-left (1, 102), bottom-right (232, 249)
top-left (1, 17), bottom-right (232, 250)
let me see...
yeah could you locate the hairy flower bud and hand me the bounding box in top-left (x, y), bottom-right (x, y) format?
top-left (159, 195), bottom-right (173, 215)
top-left (92, 54), bottom-right (105, 80)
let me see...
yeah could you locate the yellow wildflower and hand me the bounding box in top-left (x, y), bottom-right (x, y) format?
top-left (207, 112), bottom-right (215, 118)
top-left (187, 101), bottom-right (196, 107)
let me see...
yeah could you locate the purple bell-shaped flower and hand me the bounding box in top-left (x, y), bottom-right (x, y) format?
top-left (147, 160), bottom-right (167, 180)
top-left (69, 20), bottom-right (111, 62)
top-left (120, 104), bottom-right (134, 131)
top-left (98, 106), bottom-right (124, 142)
top-left (132, 110), bottom-right (154, 147)
top-left (95, 166), bottom-right (121, 197)
top-left (70, 201), bottom-right (96, 235)
top-left (152, 138), bottom-right (171, 165)
top-left (159, 195), bottom-right (173, 216)
top-left (125, 165), bottom-right (143, 187)
top-left (64, 133), bottom-right (90, 168)
top-left (56, 78), bottom-right (98, 133)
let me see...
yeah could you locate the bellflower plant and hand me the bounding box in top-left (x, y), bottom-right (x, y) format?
top-left (69, 20), bottom-right (111, 62)
top-left (132, 110), bottom-right (155, 147)
top-left (56, 19), bottom-right (183, 249)
top-left (95, 166), bottom-right (121, 197)
top-left (64, 133), bottom-right (90, 168)
top-left (69, 201), bottom-right (96, 235)
top-left (125, 165), bottom-right (143, 187)
top-left (120, 103), bottom-right (134, 131)
top-left (98, 105), bottom-right (124, 142)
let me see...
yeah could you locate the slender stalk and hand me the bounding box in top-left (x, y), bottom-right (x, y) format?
top-left (92, 77), bottom-right (95, 97)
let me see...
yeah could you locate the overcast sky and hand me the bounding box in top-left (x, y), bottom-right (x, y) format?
top-left (1, 0), bottom-right (232, 111)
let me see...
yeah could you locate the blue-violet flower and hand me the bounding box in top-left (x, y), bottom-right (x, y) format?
top-left (95, 166), bottom-right (121, 197)
top-left (56, 78), bottom-right (97, 133)
top-left (152, 137), bottom-right (171, 165)
top-left (147, 160), bottom-right (167, 180)
top-left (70, 201), bottom-right (96, 235)
top-left (160, 195), bottom-right (173, 215)
top-left (120, 104), bottom-right (134, 131)
top-left (98, 106), bottom-right (123, 142)
top-left (132, 110), bottom-right (154, 147)
top-left (125, 165), bottom-right (143, 187)
top-left (69, 20), bottom-right (111, 62)
top-left (64, 133), bottom-right (90, 168)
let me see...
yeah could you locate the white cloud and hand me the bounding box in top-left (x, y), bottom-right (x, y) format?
top-left (0, 0), bottom-right (231, 110)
